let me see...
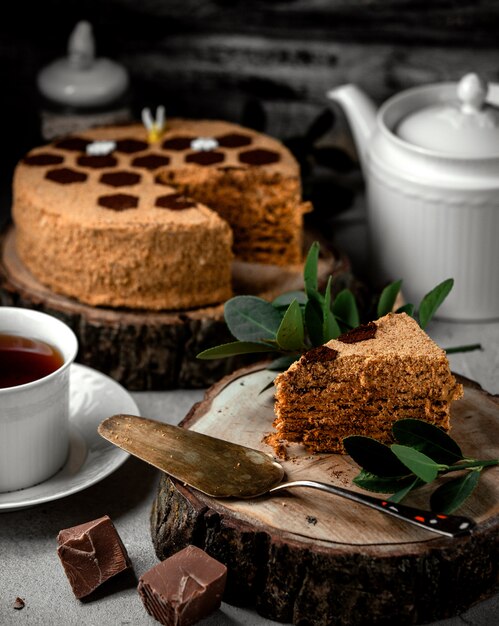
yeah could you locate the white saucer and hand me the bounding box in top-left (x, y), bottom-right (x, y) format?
top-left (0, 363), bottom-right (137, 511)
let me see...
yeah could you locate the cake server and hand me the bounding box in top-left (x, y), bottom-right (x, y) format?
top-left (98, 414), bottom-right (475, 538)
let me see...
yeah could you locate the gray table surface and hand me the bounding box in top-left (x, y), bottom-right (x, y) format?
top-left (1, 318), bottom-right (498, 626)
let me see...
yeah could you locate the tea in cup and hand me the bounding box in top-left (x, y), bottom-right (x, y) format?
top-left (0, 307), bottom-right (78, 492)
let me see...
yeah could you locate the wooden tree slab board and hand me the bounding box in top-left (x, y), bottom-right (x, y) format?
top-left (151, 364), bottom-right (499, 625)
top-left (0, 226), bottom-right (352, 390)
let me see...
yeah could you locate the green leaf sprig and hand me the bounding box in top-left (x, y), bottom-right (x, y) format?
top-left (344, 419), bottom-right (499, 513)
top-left (197, 242), bottom-right (479, 367)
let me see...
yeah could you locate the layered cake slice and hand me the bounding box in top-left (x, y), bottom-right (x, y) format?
top-left (273, 312), bottom-right (463, 454)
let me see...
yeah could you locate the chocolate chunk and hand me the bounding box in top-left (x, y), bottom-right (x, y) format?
top-left (239, 148), bottom-right (281, 165)
top-left (162, 136), bottom-right (195, 151)
top-left (185, 151), bottom-right (225, 166)
top-left (100, 171), bottom-right (141, 187)
top-left (131, 154), bottom-right (171, 170)
top-left (216, 133), bottom-right (252, 148)
top-left (338, 321), bottom-right (377, 344)
top-left (115, 138), bottom-right (149, 154)
top-left (98, 193), bottom-right (139, 210)
top-left (54, 137), bottom-right (90, 152)
top-left (57, 515), bottom-right (132, 599)
top-left (138, 545), bottom-right (227, 626)
top-left (23, 153), bottom-right (64, 166)
top-left (155, 193), bottom-right (196, 210)
top-left (45, 168), bottom-right (88, 184)
top-left (13, 597), bottom-right (25, 610)
top-left (77, 155), bottom-right (118, 169)
top-left (302, 345), bottom-right (339, 364)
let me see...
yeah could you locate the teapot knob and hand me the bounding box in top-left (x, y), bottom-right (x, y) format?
top-left (458, 73), bottom-right (488, 114)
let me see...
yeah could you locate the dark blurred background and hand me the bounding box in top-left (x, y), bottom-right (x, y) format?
top-left (2, 0), bottom-right (499, 238)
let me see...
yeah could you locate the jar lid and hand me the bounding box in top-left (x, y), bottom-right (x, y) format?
top-left (395, 73), bottom-right (499, 157)
top-left (37, 21), bottom-right (129, 108)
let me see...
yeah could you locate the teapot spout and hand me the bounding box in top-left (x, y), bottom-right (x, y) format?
top-left (327, 84), bottom-right (377, 174)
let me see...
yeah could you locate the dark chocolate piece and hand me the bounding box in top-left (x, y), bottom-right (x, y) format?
top-left (23, 153), bottom-right (64, 166)
top-left (77, 155), bottom-right (118, 169)
top-left (238, 148), bottom-right (280, 165)
top-left (302, 345), bottom-right (339, 364)
top-left (98, 194), bottom-right (139, 211)
top-left (57, 515), bottom-right (132, 599)
top-left (138, 545), bottom-right (227, 626)
top-left (54, 137), bottom-right (90, 152)
top-left (131, 154), bottom-right (171, 170)
top-left (185, 151), bottom-right (225, 166)
top-left (155, 193), bottom-right (196, 210)
top-left (115, 138), bottom-right (149, 154)
top-left (162, 136), bottom-right (195, 151)
top-left (215, 132), bottom-right (252, 148)
top-left (45, 168), bottom-right (88, 185)
top-left (338, 321), bottom-right (377, 344)
top-left (100, 171), bottom-right (141, 187)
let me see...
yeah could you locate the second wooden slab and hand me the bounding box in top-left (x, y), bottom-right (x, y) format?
top-left (151, 365), bottom-right (499, 625)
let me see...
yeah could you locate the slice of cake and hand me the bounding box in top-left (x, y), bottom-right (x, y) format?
top-left (273, 312), bottom-right (463, 454)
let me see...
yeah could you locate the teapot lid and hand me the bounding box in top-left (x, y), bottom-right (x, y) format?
top-left (395, 73), bottom-right (499, 157)
top-left (37, 21), bottom-right (129, 108)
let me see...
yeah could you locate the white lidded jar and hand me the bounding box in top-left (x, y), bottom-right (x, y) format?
top-left (329, 73), bottom-right (499, 321)
top-left (37, 21), bottom-right (131, 140)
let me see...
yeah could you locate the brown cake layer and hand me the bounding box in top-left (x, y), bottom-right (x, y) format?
top-left (13, 119), bottom-right (309, 311)
top-left (273, 313), bottom-right (463, 454)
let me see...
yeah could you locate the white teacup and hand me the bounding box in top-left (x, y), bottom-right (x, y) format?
top-left (0, 307), bottom-right (78, 492)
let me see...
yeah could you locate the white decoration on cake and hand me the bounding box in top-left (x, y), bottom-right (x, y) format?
top-left (142, 105), bottom-right (166, 143)
top-left (190, 137), bottom-right (219, 151)
top-left (85, 140), bottom-right (117, 156)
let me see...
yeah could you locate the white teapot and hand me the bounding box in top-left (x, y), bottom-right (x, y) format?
top-left (328, 73), bottom-right (499, 320)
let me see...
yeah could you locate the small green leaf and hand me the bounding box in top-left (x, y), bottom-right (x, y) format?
top-left (430, 470), bottom-right (481, 514)
top-left (388, 476), bottom-right (423, 503)
top-left (197, 341), bottom-right (278, 360)
top-left (276, 300), bottom-right (305, 351)
top-left (418, 278), bottom-right (454, 329)
top-left (353, 470), bottom-right (415, 494)
top-left (377, 280), bottom-right (403, 317)
top-left (272, 290), bottom-right (308, 308)
top-left (395, 303), bottom-right (415, 317)
top-left (392, 419), bottom-right (463, 465)
top-left (304, 241), bottom-right (320, 297)
top-left (305, 297), bottom-right (325, 347)
top-left (343, 436), bottom-right (409, 477)
top-left (333, 289), bottom-right (360, 329)
top-left (224, 296), bottom-right (283, 342)
top-left (390, 444), bottom-right (444, 483)
top-left (445, 343), bottom-right (482, 355)
top-left (322, 276), bottom-right (341, 342)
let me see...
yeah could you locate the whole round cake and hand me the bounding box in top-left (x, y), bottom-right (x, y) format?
top-left (12, 119), bottom-right (309, 311)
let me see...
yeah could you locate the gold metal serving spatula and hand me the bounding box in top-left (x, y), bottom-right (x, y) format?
top-left (98, 414), bottom-right (475, 538)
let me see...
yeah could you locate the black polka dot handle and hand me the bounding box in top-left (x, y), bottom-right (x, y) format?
top-left (269, 480), bottom-right (475, 537)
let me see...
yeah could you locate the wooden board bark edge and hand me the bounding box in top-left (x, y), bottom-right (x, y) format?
top-left (150, 366), bottom-right (499, 626)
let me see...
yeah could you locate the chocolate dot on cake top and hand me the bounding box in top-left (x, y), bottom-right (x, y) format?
top-left (302, 345), bottom-right (339, 364)
top-left (338, 322), bottom-right (377, 344)
top-left (161, 136), bottom-right (195, 151)
top-left (115, 138), bottom-right (149, 154)
top-left (185, 151), bottom-right (225, 166)
top-left (239, 148), bottom-right (281, 165)
top-left (100, 171), bottom-right (141, 187)
top-left (45, 167), bottom-right (88, 184)
top-left (131, 154), bottom-right (171, 170)
top-left (216, 133), bottom-right (253, 148)
top-left (54, 137), bottom-right (90, 152)
top-left (77, 155), bottom-right (118, 169)
top-left (23, 153), bottom-right (64, 166)
top-left (98, 193), bottom-right (139, 210)
top-left (155, 193), bottom-right (196, 210)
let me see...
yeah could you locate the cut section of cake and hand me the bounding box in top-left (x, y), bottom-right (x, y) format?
top-left (273, 312), bottom-right (463, 454)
